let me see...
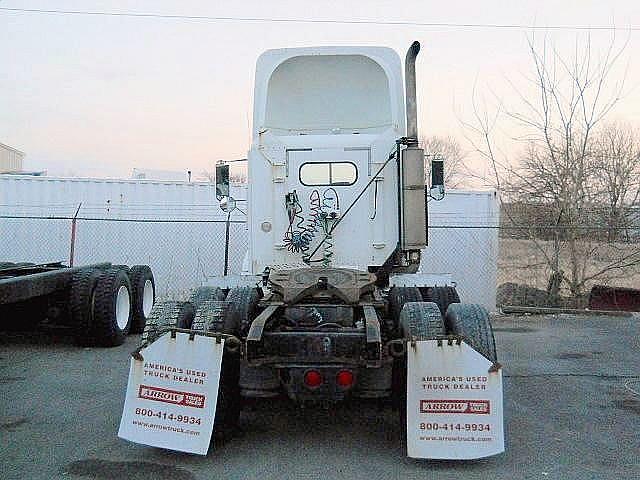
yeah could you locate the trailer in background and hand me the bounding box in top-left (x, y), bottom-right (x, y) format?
top-left (0, 174), bottom-right (497, 309)
top-left (0, 261), bottom-right (155, 347)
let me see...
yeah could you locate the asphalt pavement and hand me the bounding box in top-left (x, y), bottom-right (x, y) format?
top-left (1, 314), bottom-right (639, 480)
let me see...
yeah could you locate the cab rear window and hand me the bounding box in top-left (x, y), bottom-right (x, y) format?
top-left (299, 162), bottom-right (357, 186)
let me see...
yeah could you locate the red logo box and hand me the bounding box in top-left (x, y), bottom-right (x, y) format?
top-left (138, 385), bottom-right (205, 408)
top-left (420, 399), bottom-right (490, 414)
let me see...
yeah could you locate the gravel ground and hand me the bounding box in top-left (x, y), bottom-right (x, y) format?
top-left (1, 313), bottom-right (639, 480)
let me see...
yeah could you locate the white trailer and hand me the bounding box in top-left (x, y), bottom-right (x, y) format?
top-left (0, 176), bottom-right (497, 307)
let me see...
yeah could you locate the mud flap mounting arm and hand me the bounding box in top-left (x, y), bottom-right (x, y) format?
top-left (362, 305), bottom-right (382, 366)
top-left (246, 304), bottom-right (280, 360)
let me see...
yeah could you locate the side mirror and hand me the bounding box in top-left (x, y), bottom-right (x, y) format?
top-left (215, 163), bottom-right (230, 200)
top-left (429, 156), bottom-right (445, 200)
top-left (431, 156), bottom-right (444, 189)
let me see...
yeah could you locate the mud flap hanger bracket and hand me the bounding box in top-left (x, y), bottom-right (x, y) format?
top-left (386, 335), bottom-right (502, 373)
top-left (131, 327), bottom-right (241, 361)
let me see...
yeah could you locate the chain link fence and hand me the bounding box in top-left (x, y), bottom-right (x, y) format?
top-left (0, 215), bottom-right (248, 299)
top-left (497, 202), bottom-right (640, 309)
top-left (1, 211), bottom-right (639, 309)
top-left (421, 225), bottom-right (498, 310)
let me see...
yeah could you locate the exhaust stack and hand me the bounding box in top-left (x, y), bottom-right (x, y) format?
top-left (405, 41), bottom-right (420, 146)
top-left (400, 41), bottom-right (427, 253)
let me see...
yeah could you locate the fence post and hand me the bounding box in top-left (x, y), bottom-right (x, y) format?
top-left (223, 211), bottom-right (231, 276)
top-left (69, 202), bottom-right (82, 267)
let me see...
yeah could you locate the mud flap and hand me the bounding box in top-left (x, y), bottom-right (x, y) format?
top-left (118, 332), bottom-right (224, 455)
top-left (406, 339), bottom-right (504, 459)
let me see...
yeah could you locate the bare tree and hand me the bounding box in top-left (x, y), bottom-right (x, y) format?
top-left (200, 170), bottom-right (215, 183)
top-left (420, 135), bottom-right (469, 188)
top-left (593, 121), bottom-right (640, 241)
top-left (466, 34), bottom-right (638, 299)
top-left (200, 165), bottom-right (248, 184)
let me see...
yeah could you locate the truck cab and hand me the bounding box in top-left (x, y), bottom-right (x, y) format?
top-left (247, 46), bottom-right (410, 272)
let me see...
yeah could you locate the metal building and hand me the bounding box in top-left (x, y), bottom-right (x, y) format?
top-left (0, 143), bottom-right (25, 173)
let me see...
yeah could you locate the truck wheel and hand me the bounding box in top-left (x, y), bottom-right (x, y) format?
top-left (388, 287), bottom-right (422, 334)
top-left (422, 285), bottom-right (460, 316)
top-left (129, 265), bottom-right (155, 334)
top-left (90, 268), bottom-right (133, 347)
top-left (140, 300), bottom-right (195, 345)
top-left (225, 287), bottom-right (259, 335)
top-left (444, 303), bottom-right (497, 362)
top-left (394, 301), bottom-right (445, 448)
top-left (399, 301), bottom-right (445, 340)
top-left (192, 300), bottom-right (240, 442)
top-left (70, 268), bottom-right (102, 346)
top-left (189, 286), bottom-right (226, 311)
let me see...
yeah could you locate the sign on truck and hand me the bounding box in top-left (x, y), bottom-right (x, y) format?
top-left (118, 332), bottom-right (224, 455)
top-left (406, 340), bottom-right (504, 459)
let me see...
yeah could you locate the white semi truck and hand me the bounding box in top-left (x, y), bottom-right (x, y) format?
top-left (127, 42), bottom-right (503, 458)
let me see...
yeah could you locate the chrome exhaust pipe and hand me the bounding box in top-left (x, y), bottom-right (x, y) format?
top-left (405, 41), bottom-right (420, 145)
top-left (400, 41), bottom-right (427, 254)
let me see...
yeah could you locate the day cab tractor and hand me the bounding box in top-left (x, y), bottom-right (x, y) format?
top-left (140, 42), bottom-right (498, 447)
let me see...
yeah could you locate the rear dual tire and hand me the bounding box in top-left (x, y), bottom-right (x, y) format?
top-left (389, 286), bottom-right (460, 331)
top-left (139, 288), bottom-right (257, 442)
top-left (71, 267), bottom-right (134, 347)
top-left (129, 265), bottom-right (156, 333)
top-left (192, 300), bottom-right (242, 442)
top-left (91, 268), bottom-right (133, 347)
top-left (423, 285), bottom-right (460, 316)
top-left (192, 288), bottom-right (258, 441)
top-left (394, 302), bottom-right (445, 449)
top-left (140, 300), bottom-right (195, 345)
top-left (444, 303), bottom-right (497, 362)
top-left (189, 286), bottom-right (226, 310)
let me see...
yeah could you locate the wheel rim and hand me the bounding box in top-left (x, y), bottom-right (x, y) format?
top-left (116, 285), bottom-right (131, 330)
top-left (142, 279), bottom-right (154, 317)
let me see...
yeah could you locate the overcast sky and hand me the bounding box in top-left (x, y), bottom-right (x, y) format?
top-left (1, 0), bottom-right (639, 179)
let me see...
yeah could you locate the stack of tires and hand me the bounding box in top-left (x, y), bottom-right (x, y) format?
top-left (70, 265), bottom-right (155, 347)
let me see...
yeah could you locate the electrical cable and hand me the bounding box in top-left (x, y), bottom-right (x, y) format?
top-left (0, 7), bottom-right (637, 31)
top-left (300, 190), bottom-right (322, 261)
top-left (321, 188), bottom-right (339, 212)
top-left (319, 188), bottom-right (339, 267)
top-left (370, 179), bottom-right (380, 220)
top-left (282, 189), bottom-right (322, 256)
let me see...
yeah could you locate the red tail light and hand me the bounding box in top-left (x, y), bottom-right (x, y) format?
top-left (304, 370), bottom-right (323, 388)
top-left (336, 370), bottom-right (354, 388)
